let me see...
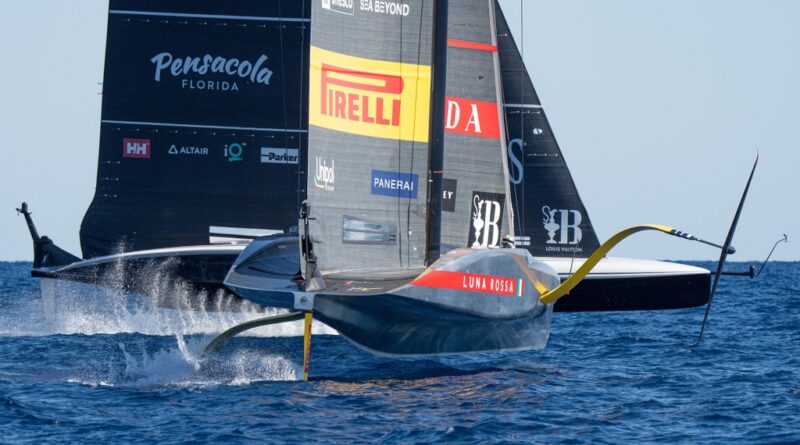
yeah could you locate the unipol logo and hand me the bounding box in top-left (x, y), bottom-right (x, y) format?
top-left (314, 156), bottom-right (335, 191)
top-left (445, 97), bottom-right (500, 139)
top-left (122, 138), bottom-right (151, 159)
top-left (542, 205), bottom-right (583, 245)
top-left (322, 0), bottom-right (354, 15)
top-left (469, 191), bottom-right (505, 248)
top-left (320, 63), bottom-right (403, 128)
top-left (150, 52), bottom-right (273, 92)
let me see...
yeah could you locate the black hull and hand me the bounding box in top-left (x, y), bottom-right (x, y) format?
top-left (553, 273), bottom-right (711, 312)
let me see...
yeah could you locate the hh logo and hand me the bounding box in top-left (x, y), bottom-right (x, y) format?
top-left (309, 46), bottom-right (431, 142)
top-left (542, 206), bottom-right (583, 245)
top-left (469, 191), bottom-right (505, 248)
top-left (123, 138), bottom-right (151, 159)
top-left (445, 97), bottom-right (500, 139)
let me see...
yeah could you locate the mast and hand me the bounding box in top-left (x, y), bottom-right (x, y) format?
top-left (487, 0), bottom-right (515, 240)
top-left (425, 0), bottom-right (449, 265)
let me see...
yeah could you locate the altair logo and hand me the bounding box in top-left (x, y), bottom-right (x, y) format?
top-left (314, 156), bottom-right (335, 191)
top-left (150, 52), bottom-right (274, 92)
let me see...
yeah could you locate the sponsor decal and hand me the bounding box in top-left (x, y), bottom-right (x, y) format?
top-left (225, 143), bottom-right (245, 162)
top-left (314, 156), bottom-right (335, 191)
top-left (168, 144), bottom-right (208, 156)
top-left (358, 0), bottom-right (412, 16)
top-left (411, 270), bottom-right (523, 297)
top-left (469, 191), bottom-right (505, 248)
top-left (322, 0), bottom-right (354, 15)
top-left (542, 206), bottom-right (583, 250)
top-left (122, 138), bottom-right (151, 159)
top-left (507, 138), bottom-right (524, 185)
top-left (442, 178), bottom-right (457, 212)
top-left (371, 170), bottom-right (418, 199)
top-left (309, 46), bottom-right (431, 142)
top-left (150, 52), bottom-right (273, 93)
top-left (445, 96), bottom-right (500, 139)
top-left (533, 128), bottom-right (544, 135)
top-left (261, 148), bottom-right (299, 164)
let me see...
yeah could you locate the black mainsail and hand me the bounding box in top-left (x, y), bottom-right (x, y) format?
top-left (494, 2), bottom-right (601, 258)
top-left (81, 0), bottom-right (310, 257)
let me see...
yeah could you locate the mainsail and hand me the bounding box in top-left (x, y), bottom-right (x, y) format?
top-left (440, 0), bottom-right (514, 252)
top-left (80, 0), bottom-right (310, 258)
top-left (306, 0), bottom-right (434, 275)
top-left (494, 1), bottom-right (601, 257)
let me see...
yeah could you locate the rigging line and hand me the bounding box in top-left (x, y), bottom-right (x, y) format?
top-left (401, 1), bottom-right (426, 267)
top-left (277, 1), bottom-right (293, 219)
top-left (296, 0), bottom-right (308, 214)
top-left (518, 0), bottom-right (525, 237)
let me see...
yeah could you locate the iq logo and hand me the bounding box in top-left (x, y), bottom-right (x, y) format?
top-left (122, 138), bottom-right (151, 159)
top-left (225, 143), bottom-right (245, 162)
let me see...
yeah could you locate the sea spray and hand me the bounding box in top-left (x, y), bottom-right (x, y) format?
top-left (35, 257), bottom-right (335, 337)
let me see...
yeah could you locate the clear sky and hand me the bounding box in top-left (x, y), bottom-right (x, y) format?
top-left (1, 1), bottom-right (797, 262)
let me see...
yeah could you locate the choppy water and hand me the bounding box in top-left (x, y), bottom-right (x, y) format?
top-left (1, 261), bottom-right (798, 444)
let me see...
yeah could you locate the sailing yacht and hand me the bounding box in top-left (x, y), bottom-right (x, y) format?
top-left (213, 0), bottom-right (756, 378)
top-left (21, 0), bottom-right (310, 305)
top-left (23, 0), bottom-right (711, 312)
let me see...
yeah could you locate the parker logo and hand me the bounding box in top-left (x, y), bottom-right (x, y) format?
top-left (469, 191), bottom-right (505, 248)
top-left (314, 156), bottom-right (335, 191)
top-left (261, 148), bottom-right (299, 164)
top-left (542, 206), bottom-right (583, 245)
top-left (122, 138), bottom-right (151, 159)
top-left (445, 97), bottom-right (500, 139)
top-left (309, 46), bottom-right (431, 142)
top-left (321, 0), bottom-right (354, 15)
top-left (411, 270), bottom-right (523, 297)
top-left (371, 170), bottom-right (418, 199)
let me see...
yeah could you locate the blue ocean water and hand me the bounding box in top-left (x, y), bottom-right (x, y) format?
top-left (1, 261), bottom-right (798, 444)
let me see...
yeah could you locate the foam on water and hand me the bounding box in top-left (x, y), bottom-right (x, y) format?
top-left (64, 335), bottom-right (300, 388)
top-left (117, 335), bottom-right (299, 386)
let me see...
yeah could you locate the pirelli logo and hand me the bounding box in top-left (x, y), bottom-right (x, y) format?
top-left (310, 46), bottom-right (431, 142)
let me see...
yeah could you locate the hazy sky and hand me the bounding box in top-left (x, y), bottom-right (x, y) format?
top-left (1, 1), bottom-right (797, 262)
